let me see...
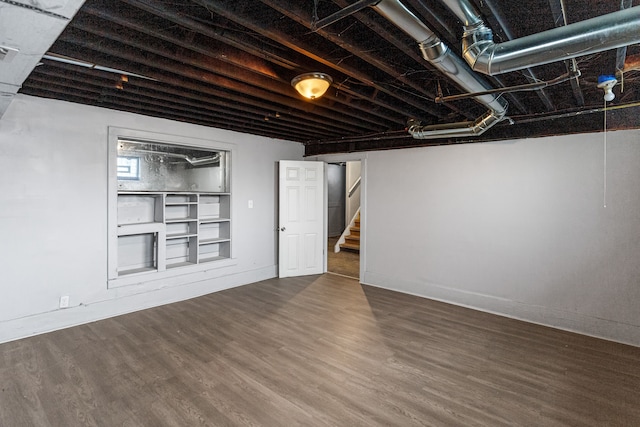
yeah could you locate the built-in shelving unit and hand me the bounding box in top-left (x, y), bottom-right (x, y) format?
top-left (115, 192), bottom-right (231, 277)
top-left (107, 129), bottom-right (234, 285)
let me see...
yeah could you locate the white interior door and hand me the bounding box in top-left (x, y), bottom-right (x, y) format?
top-left (279, 160), bottom-right (325, 278)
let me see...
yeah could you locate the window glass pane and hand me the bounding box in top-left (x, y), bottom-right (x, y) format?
top-left (117, 156), bottom-right (140, 180)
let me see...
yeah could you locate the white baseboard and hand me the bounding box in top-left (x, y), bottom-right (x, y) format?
top-left (362, 271), bottom-right (640, 348)
top-left (0, 265), bottom-right (277, 344)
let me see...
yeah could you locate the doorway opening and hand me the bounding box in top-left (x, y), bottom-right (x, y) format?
top-left (327, 161), bottom-right (361, 279)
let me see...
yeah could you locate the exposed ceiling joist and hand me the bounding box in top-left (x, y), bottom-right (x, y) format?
top-left (1, 0), bottom-right (638, 154)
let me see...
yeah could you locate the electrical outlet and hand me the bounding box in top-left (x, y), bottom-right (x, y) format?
top-left (59, 295), bottom-right (70, 308)
top-left (248, 200), bottom-right (254, 208)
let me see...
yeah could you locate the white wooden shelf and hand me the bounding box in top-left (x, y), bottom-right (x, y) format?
top-left (118, 266), bottom-right (157, 276)
top-left (117, 222), bottom-right (164, 236)
top-left (199, 256), bottom-right (228, 264)
top-left (167, 232), bottom-right (199, 240)
top-left (165, 218), bottom-right (198, 223)
top-left (167, 261), bottom-right (197, 269)
top-left (199, 216), bottom-right (231, 223)
top-left (114, 192), bottom-right (231, 279)
top-left (199, 237), bottom-right (231, 245)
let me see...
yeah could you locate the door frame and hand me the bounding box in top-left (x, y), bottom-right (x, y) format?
top-left (313, 153), bottom-right (367, 282)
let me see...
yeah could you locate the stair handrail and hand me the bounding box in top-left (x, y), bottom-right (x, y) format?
top-left (335, 207), bottom-right (360, 253)
top-left (348, 176), bottom-right (361, 198)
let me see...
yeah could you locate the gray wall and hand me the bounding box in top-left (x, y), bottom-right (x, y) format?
top-left (327, 164), bottom-right (346, 237)
top-left (0, 95), bottom-right (304, 343)
top-left (362, 131), bottom-right (640, 346)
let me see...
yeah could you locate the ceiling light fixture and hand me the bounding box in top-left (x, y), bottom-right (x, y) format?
top-left (291, 72), bottom-right (333, 99)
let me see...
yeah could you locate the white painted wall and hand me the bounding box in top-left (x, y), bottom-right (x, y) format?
top-left (346, 161), bottom-right (361, 223)
top-left (3, 95), bottom-right (638, 347)
top-left (0, 95), bottom-right (303, 343)
top-left (361, 131), bottom-right (640, 346)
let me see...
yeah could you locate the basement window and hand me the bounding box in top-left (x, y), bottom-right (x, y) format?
top-left (116, 156), bottom-right (140, 180)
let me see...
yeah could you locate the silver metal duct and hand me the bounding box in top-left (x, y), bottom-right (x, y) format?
top-left (440, 0), bottom-right (640, 75)
top-left (372, 0), bottom-right (508, 139)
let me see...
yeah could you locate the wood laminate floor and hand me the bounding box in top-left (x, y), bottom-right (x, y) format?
top-left (1, 274), bottom-right (639, 426)
top-left (327, 237), bottom-right (359, 279)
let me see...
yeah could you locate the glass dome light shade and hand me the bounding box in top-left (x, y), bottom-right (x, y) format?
top-left (291, 72), bottom-right (333, 99)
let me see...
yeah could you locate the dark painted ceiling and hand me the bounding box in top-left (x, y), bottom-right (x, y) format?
top-left (20, 0), bottom-right (640, 155)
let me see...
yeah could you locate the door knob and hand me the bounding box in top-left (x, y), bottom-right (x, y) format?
top-left (280, 227), bottom-right (286, 231)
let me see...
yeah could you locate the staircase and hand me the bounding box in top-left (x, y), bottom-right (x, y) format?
top-left (340, 212), bottom-right (360, 252)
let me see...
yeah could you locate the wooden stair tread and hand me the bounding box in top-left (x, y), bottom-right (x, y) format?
top-left (340, 242), bottom-right (360, 251)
